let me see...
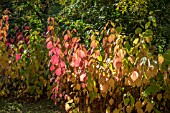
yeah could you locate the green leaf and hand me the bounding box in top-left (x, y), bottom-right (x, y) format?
top-left (135, 28), bottom-right (142, 34)
top-left (130, 95), bottom-right (135, 106)
top-left (116, 27), bottom-right (122, 33)
top-left (145, 22), bottom-right (151, 29)
top-left (124, 98), bottom-right (130, 106)
top-left (155, 109), bottom-right (161, 113)
top-left (145, 29), bottom-right (153, 36)
top-left (113, 108), bottom-right (119, 113)
top-left (151, 84), bottom-right (157, 94)
top-left (143, 87), bottom-right (151, 97)
top-left (163, 49), bottom-right (170, 62)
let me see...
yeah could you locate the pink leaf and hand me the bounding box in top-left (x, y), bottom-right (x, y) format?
top-left (47, 41), bottom-right (53, 49)
top-left (55, 47), bottom-right (61, 55)
top-left (78, 50), bottom-right (86, 58)
top-left (55, 68), bottom-right (62, 76)
top-left (59, 93), bottom-right (62, 98)
top-left (74, 58), bottom-right (81, 67)
top-left (60, 60), bottom-right (66, 68)
top-left (49, 50), bottom-right (53, 56)
top-left (50, 65), bottom-right (55, 71)
top-left (81, 83), bottom-right (87, 88)
top-left (16, 54), bottom-right (21, 61)
top-left (46, 37), bottom-right (50, 42)
top-left (80, 73), bottom-right (86, 82)
top-left (51, 55), bottom-right (59, 65)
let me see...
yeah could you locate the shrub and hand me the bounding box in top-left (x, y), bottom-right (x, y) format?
top-left (0, 9), bottom-right (51, 100)
top-left (47, 18), bottom-right (170, 112)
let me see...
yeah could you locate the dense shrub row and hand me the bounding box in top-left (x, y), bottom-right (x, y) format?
top-left (0, 6), bottom-right (170, 113)
top-left (47, 18), bottom-right (170, 112)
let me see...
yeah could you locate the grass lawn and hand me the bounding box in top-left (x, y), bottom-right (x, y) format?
top-left (0, 96), bottom-right (66, 113)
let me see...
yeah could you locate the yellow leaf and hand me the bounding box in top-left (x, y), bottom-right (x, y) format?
top-left (91, 35), bottom-right (96, 41)
top-left (158, 54), bottom-right (164, 64)
top-left (113, 109), bottom-right (119, 113)
top-left (137, 108), bottom-right (144, 113)
top-left (100, 83), bottom-right (108, 93)
top-left (109, 98), bottom-right (114, 105)
top-left (126, 105), bottom-right (133, 113)
top-left (65, 103), bottom-right (71, 112)
top-left (133, 38), bottom-right (139, 45)
top-left (71, 77), bottom-right (76, 83)
top-left (157, 93), bottom-right (162, 101)
top-left (76, 84), bottom-right (81, 90)
top-left (145, 102), bottom-right (153, 112)
top-left (108, 78), bottom-right (115, 89)
top-left (87, 106), bottom-right (91, 113)
top-left (135, 101), bottom-right (141, 109)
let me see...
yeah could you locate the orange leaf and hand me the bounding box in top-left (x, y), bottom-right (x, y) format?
top-left (64, 34), bottom-right (69, 41)
top-left (113, 57), bottom-right (122, 70)
top-left (90, 40), bottom-right (98, 48)
top-left (108, 34), bottom-right (115, 43)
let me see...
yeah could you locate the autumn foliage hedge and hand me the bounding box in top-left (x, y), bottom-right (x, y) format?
top-left (0, 10), bottom-right (170, 113)
top-left (47, 17), bottom-right (170, 112)
top-left (0, 9), bottom-right (52, 100)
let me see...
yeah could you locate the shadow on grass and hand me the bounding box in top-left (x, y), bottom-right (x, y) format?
top-left (0, 96), bottom-right (66, 113)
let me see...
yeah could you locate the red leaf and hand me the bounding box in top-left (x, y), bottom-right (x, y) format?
top-left (47, 41), bottom-right (53, 49)
top-left (55, 68), bottom-right (62, 76)
top-left (16, 54), bottom-right (21, 61)
top-left (51, 55), bottom-right (59, 65)
top-left (6, 42), bottom-right (10, 47)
